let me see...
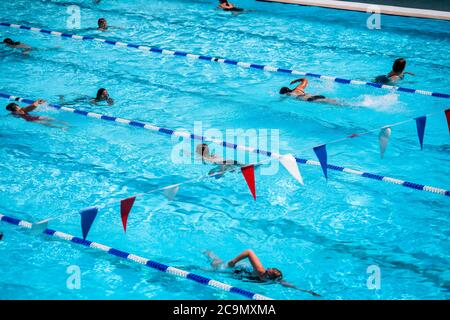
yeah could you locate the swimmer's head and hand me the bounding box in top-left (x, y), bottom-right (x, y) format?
top-left (98, 18), bottom-right (108, 30)
top-left (96, 88), bottom-right (109, 101)
top-left (3, 38), bottom-right (19, 46)
top-left (392, 58), bottom-right (406, 74)
top-left (6, 103), bottom-right (20, 112)
top-left (265, 268), bottom-right (283, 281)
top-left (196, 143), bottom-right (210, 158)
top-left (279, 87), bottom-right (292, 95)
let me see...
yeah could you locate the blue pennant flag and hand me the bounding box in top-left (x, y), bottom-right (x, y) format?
top-left (415, 116), bottom-right (427, 150)
top-left (80, 207), bottom-right (98, 240)
top-left (313, 144), bottom-right (328, 180)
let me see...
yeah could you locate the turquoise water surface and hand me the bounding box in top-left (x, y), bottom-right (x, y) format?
top-left (0, 0), bottom-right (449, 299)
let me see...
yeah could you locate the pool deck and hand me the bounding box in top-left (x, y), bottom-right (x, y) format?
top-left (256, 0), bottom-right (450, 20)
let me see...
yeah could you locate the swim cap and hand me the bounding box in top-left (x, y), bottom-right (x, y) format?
top-left (6, 103), bottom-right (18, 111)
top-left (3, 38), bottom-right (16, 45)
top-left (279, 87), bottom-right (292, 95)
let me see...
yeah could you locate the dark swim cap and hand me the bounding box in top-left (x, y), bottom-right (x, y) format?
top-left (3, 38), bottom-right (16, 45)
top-left (6, 103), bottom-right (18, 111)
top-left (279, 87), bottom-right (292, 95)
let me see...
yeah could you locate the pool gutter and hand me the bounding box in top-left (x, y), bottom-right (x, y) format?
top-left (256, 0), bottom-right (450, 21)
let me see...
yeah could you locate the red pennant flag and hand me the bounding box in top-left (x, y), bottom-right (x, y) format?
top-left (120, 197), bottom-right (136, 232)
top-left (241, 165), bottom-right (256, 200)
top-left (445, 109), bottom-right (450, 134)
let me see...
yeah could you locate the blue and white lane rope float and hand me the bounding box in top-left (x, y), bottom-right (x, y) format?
top-left (1, 22), bottom-right (449, 100)
top-left (0, 212), bottom-right (272, 300)
top-left (1, 92), bottom-right (449, 197)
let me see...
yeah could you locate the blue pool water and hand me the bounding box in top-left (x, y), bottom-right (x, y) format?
top-left (0, 0), bottom-right (449, 300)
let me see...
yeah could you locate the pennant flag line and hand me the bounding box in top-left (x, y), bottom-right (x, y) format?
top-left (379, 127), bottom-right (392, 159)
top-left (313, 145), bottom-right (328, 180)
top-left (163, 185), bottom-right (180, 201)
top-left (280, 154), bottom-right (304, 185)
top-left (120, 197), bottom-right (136, 233)
top-left (445, 109), bottom-right (450, 133)
top-left (80, 207), bottom-right (98, 240)
top-left (415, 116), bottom-right (427, 150)
top-left (241, 165), bottom-right (256, 200)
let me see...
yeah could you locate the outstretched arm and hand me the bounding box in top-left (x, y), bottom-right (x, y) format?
top-left (280, 281), bottom-right (321, 297)
top-left (227, 249), bottom-right (265, 274)
top-left (22, 99), bottom-right (45, 113)
top-left (404, 71), bottom-right (415, 76)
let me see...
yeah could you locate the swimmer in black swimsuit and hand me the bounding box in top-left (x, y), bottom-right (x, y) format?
top-left (375, 58), bottom-right (415, 85)
top-left (279, 78), bottom-right (339, 105)
top-left (205, 250), bottom-right (320, 296)
top-left (5, 100), bottom-right (68, 129)
top-left (217, 0), bottom-right (243, 12)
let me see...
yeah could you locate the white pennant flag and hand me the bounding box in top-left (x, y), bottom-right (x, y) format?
top-left (163, 185), bottom-right (180, 201)
top-left (379, 127), bottom-right (392, 159)
top-left (280, 154), bottom-right (304, 185)
top-left (30, 219), bottom-right (49, 234)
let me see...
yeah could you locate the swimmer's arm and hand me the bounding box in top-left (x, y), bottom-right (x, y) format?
top-left (291, 78), bottom-right (308, 92)
top-left (404, 71), bottom-right (415, 76)
top-left (228, 249), bottom-right (265, 275)
top-left (280, 281), bottom-right (321, 297)
top-left (22, 99), bottom-right (44, 113)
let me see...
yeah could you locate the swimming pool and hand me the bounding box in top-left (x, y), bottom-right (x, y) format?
top-left (0, 0), bottom-right (449, 300)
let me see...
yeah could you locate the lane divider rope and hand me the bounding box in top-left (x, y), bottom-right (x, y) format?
top-left (0, 212), bottom-right (273, 300)
top-left (1, 92), bottom-right (449, 197)
top-left (1, 22), bottom-right (449, 100)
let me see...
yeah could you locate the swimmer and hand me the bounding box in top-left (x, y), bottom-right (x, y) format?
top-left (217, 0), bottom-right (243, 12)
top-left (92, 88), bottom-right (114, 105)
top-left (279, 78), bottom-right (339, 105)
top-left (196, 143), bottom-right (242, 176)
top-left (5, 100), bottom-right (68, 129)
top-left (3, 38), bottom-right (32, 54)
top-left (205, 250), bottom-right (320, 296)
top-left (59, 88), bottom-right (114, 106)
top-left (95, 18), bottom-right (123, 31)
top-left (375, 58), bottom-right (415, 84)
top-left (97, 18), bottom-right (108, 31)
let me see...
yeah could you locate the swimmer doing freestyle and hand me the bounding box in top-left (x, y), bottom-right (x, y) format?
top-left (279, 78), bottom-right (340, 105)
top-left (204, 249), bottom-right (320, 297)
